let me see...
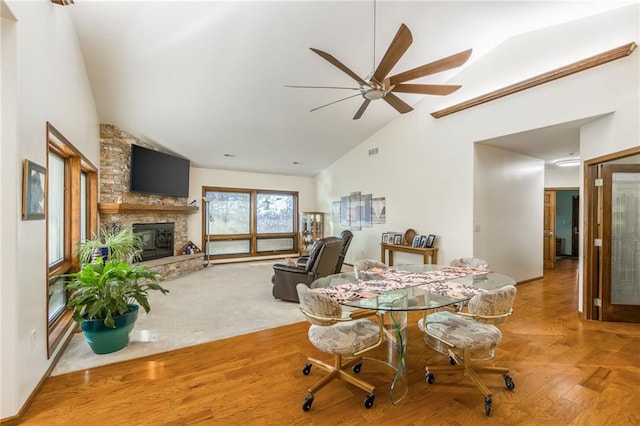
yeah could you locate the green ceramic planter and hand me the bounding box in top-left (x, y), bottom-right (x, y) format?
top-left (80, 305), bottom-right (139, 354)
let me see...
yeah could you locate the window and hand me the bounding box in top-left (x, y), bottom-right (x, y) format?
top-left (46, 123), bottom-right (98, 357)
top-left (203, 187), bottom-right (298, 259)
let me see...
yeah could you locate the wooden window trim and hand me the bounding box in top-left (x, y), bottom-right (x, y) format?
top-left (202, 186), bottom-right (299, 260)
top-left (46, 122), bottom-right (98, 358)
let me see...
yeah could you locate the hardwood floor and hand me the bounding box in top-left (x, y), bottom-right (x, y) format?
top-left (17, 259), bottom-right (640, 425)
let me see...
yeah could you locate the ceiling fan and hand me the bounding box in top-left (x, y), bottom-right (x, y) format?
top-left (288, 22), bottom-right (472, 120)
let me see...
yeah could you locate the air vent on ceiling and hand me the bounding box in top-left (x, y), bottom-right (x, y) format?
top-left (368, 148), bottom-right (379, 156)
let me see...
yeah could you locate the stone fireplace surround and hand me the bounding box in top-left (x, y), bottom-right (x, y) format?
top-left (98, 124), bottom-right (202, 280)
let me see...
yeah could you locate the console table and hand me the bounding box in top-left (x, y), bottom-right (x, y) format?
top-left (380, 243), bottom-right (438, 265)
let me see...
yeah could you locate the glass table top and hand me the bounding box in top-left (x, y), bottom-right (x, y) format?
top-left (310, 264), bottom-right (516, 311)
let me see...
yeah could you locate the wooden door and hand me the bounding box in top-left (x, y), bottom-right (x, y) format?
top-left (543, 190), bottom-right (556, 270)
top-left (571, 195), bottom-right (580, 256)
top-left (601, 164), bottom-right (640, 322)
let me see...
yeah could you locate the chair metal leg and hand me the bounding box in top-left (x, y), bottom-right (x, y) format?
top-left (425, 348), bottom-right (508, 400)
top-left (305, 354), bottom-right (376, 396)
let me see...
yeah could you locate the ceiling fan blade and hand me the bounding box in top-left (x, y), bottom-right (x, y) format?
top-left (383, 92), bottom-right (413, 114)
top-left (372, 23), bottom-right (413, 83)
top-left (392, 83), bottom-right (462, 95)
top-left (310, 93), bottom-right (362, 112)
top-left (388, 48), bottom-right (473, 85)
top-left (285, 85), bottom-right (359, 90)
top-left (353, 100), bottom-right (371, 120)
top-left (310, 48), bottom-right (367, 85)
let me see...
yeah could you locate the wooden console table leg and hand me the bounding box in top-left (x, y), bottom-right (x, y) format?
top-left (431, 250), bottom-right (438, 264)
top-left (381, 245), bottom-right (386, 264)
top-left (388, 251), bottom-right (394, 266)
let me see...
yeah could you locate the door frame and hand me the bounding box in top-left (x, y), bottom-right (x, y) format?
top-left (583, 145), bottom-right (640, 320)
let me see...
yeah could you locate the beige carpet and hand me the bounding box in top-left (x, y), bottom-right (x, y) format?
top-left (52, 261), bottom-right (306, 375)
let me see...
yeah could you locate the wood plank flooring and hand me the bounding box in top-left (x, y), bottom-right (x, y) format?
top-left (17, 259), bottom-right (640, 425)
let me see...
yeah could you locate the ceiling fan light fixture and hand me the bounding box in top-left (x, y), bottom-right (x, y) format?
top-left (362, 87), bottom-right (385, 100)
top-left (555, 159), bottom-right (580, 167)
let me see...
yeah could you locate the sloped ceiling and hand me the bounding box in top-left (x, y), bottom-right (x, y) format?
top-left (68, 0), bottom-right (634, 176)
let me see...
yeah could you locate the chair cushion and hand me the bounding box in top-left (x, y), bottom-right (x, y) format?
top-left (308, 319), bottom-right (380, 355)
top-left (418, 311), bottom-right (502, 352)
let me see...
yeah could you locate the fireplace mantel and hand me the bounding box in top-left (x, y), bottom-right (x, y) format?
top-left (98, 203), bottom-right (199, 214)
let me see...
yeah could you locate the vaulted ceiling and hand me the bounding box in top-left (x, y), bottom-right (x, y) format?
top-left (68, 1), bottom-right (633, 176)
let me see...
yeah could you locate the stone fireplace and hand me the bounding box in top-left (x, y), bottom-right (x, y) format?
top-left (97, 124), bottom-right (202, 280)
top-left (133, 222), bottom-right (175, 261)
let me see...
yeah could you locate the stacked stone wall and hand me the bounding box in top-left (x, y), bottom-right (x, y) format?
top-left (99, 124), bottom-right (193, 258)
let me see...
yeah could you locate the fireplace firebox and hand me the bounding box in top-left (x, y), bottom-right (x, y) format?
top-left (132, 222), bottom-right (174, 261)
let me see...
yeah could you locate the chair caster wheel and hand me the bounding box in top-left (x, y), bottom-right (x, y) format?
top-left (302, 363), bottom-right (312, 375)
top-left (364, 393), bottom-right (375, 409)
top-left (484, 396), bottom-right (492, 416)
top-left (353, 362), bottom-right (362, 374)
top-left (504, 374), bottom-right (515, 390)
top-left (425, 372), bottom-right (435, 384)
top-left (302, 394), bottom-right (314, 412)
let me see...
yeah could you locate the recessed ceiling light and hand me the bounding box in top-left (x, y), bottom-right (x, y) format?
top-left (555, 159), bottom-right (580, 167)
top-left (293, 161), bottom-right (300, 165)
top-left (224, 154), bottom-right (235, 157)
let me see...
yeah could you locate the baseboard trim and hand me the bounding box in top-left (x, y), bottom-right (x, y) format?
top-left (0, 324), bottom-right (79, 425)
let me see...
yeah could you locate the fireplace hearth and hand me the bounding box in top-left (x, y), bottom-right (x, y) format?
top-left (133, 222), bottom-right (175, 261)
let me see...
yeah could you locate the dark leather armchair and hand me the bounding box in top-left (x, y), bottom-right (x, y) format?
top-left (333, 230), bottom-right (353, 273)
top-left (294, 229), bottom-right (353, 273)
top-left (272, 236), bottom-right (343, 302)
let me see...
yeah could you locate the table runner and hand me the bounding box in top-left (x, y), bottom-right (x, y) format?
top-left (317, 266), bottom-right (489, 303)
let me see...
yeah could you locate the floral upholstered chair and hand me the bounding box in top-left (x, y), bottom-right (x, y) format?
top-left (296, 284), bottom-right (384, 412)
top-left (417, 285), bottom-right (517, 416)
top-left (449, 257), bottom-right (490, 270)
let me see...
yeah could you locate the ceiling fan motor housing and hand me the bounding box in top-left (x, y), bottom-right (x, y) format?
top-left (360, 81), bottom-right (386, 100)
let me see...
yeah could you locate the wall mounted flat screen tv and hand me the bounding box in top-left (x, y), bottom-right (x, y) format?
top-left (130, 144), bottom-right (190, 197)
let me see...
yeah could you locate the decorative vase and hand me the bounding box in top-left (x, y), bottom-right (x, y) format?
top-left (80, 305), bottom-right (139, 354)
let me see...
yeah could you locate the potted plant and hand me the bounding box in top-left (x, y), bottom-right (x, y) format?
top-left (62, 228), bottom-right (169, 354)
top-left (76, 226), bottom-right (143, 264)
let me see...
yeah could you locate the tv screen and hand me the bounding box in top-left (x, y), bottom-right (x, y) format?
top-left (130, 144), bottom-right (190, 197)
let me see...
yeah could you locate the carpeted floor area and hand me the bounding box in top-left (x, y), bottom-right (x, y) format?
top-left (52, 261), bottom-right (306, 375)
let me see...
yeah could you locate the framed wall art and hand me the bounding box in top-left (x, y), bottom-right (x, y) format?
top-left (22, 159), bottom-right (46, 220)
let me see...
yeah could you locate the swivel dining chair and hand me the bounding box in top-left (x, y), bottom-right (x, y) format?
top-left (353, 259), bottom-right (387, 279)
top-left (449, 257), bottom-right (490, 270)
top-left (417, 285), bottom-right (517, 416)
top-left (296, 284), bottom-right (384, 411)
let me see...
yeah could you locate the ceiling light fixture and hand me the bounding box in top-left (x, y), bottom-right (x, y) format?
top-left (555, 159), bottom-right (580, 167)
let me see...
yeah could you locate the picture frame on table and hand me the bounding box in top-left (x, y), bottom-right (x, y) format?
top-left (382, 233), bottom-right (389, 244)
top-left (418, 235), bottom-right (427, 248)
top-left (425, 234), bottom-right (436, 248)
top-left (22, 159), bottom-right (46, 220)
top-left (412, 235), bottom-right (421, 248)
top-left (393, 234), bottom-right (403, 245)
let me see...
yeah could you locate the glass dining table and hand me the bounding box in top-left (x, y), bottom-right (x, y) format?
top-left (310, 264), bottom-right (516, 404)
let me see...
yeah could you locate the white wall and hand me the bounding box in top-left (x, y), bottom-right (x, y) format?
top-left (316, 4), bottom-right (639, 282)
top-left (545, 165), bottom-right (580, 188)
top-left (474, 145), bottom-right (544, 281)
top-left (1, 0), bottom-right (99, 418)
top-left (1, 1), bottom-right (19, 417)
top-left (187, 167), bottom-right (317, 256)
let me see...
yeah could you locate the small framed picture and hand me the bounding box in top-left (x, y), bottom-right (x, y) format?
top-left (382, 233), bottom-right (389, 243)
top-left (419, 235), bottom-right (427, 248)
top-left (393, 234), bottom-right (402, 245)
top-left (22, 159), bottom-right (46, 220)
top-left (425, 234), bottom-right (436, 248)
top-left (412, 235), bottom-right (421, 247)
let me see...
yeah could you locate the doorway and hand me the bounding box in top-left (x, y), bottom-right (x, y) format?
top-left (543, 188), bottom-right (579, 270)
